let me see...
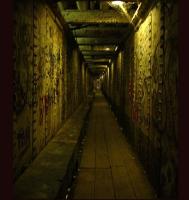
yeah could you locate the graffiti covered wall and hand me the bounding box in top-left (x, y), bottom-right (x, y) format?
top-left (102, 0), bottom-right (178, 198)
top-left (13, 0), bottom-right (91, 181)
top-left (160, 0), bottom-right (178, 197)
top-left (13, 0), bottom-right (34, 181)
top-left (31, 1), bottom-right (66, 156)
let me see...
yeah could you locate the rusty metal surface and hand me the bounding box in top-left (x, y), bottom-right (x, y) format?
top-left (60, 10), bottom-right (130, 24)
top-left (82, 50), bottom-right (115, 55)
top-left (79, 44), bottom-right (116, 51)
top-left (77, 37), bottom-right (121, 45)
top-left (85, 58), bottom-right (110, 62)
top-left (74, 29), bottom-right (128, 38)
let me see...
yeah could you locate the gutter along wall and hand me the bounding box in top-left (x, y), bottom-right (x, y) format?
top-left (13, 0), bottom-right (92, 181)
top-left (102, 0), bottom-right (178, 198)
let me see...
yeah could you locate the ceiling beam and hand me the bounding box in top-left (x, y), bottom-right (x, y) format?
top-left (87, 54), bottom-right (114, 59)
top-left (86, 61), bottom-right (109, 65)
top-left (89, 68), bottom-right (107, 72)
top-left (79, 45), bottom-right (116, 51)
top-left (83, 53), bottom-right (114, 56)
top-left (77, 37), bottom-right (121, 45)
top-left (82, 50), bottom-right (115, 55)
top-left (73, 27), bottom-right (129, 37)
top-left (88, 65), bottom-right (108, 68)
top-left (59, 0), bottom-right (138, 2)
top-left (85, 58), bottom-right (110, 61)
top-left (60, 10), bottom-right (130, 24)
top-left (85, 58), bottom-right (109, 61)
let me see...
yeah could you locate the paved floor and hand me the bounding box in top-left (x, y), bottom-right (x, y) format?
top-left (71, 91), bottom-right (156, 199)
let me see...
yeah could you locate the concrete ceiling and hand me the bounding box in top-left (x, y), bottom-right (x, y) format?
top-left (54, 0), bottom-right (145, 76)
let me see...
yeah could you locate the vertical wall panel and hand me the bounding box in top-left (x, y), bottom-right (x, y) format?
top-left (13, 0), bottom-right (92, 181)
top-left (32, 0), bottom-right (47, 156)
top-left (102, 0), bottom-right (178, 197)
top-left (13, 0), bottom-right (34, 180)
top-left (32, 1), bottom-right (65, 156)
top-left (160, 1), bottom-right (178, 197)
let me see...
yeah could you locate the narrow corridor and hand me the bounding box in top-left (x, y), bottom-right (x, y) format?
top-left (71, 91), bottom-right (155, 199)
top-left (13, 0), bottom-right (178, 199)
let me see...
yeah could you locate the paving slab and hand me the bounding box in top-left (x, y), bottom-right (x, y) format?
top-left (72, 169), bottom-right (95, 200)
top-left (94, 168), bottom-right (115, 199)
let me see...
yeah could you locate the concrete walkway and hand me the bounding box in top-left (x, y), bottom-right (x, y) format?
top-left (14, 103), bottom-right (90, 200)
top-left (71, 91), bottom-right (156, 199)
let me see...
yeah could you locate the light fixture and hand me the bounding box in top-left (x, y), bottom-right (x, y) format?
top-left (130, 3), bottom-right (142, 23)
top-left (115, 46), bottom-right (118, 51)
top-left (111, 1), bottom-right (124, 6)
top-left (105, 47), bottom-right (110, 51)
top-left (109, 1), bottom-right (132, 22)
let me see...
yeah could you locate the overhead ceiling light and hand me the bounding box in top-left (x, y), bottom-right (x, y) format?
top-left (130, 3), bottom-right (142, 23)
top-left (111, 1), bottom-right (124, 6)
top-left (106, 47), bottom-right (110, 51)
top-left (109, 1), bottom-right (131, 22)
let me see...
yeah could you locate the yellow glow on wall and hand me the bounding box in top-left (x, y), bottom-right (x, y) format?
top-left (111, 1), bottom-right (124, 6)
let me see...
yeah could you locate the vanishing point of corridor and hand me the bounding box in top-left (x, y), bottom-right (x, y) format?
top-left (71, 91), bottom-right (155, 199)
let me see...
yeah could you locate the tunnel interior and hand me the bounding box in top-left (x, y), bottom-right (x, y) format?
top-left (13, 0), bottom-right (178, 199)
